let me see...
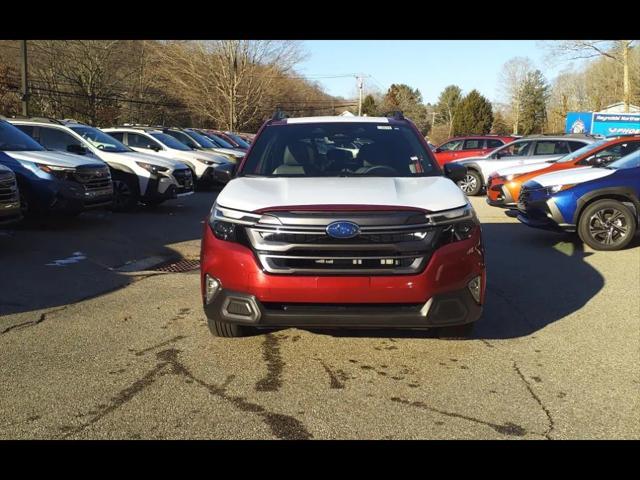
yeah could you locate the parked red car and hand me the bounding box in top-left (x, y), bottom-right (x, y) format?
top-left (433, 135), bottom-right (518, 167)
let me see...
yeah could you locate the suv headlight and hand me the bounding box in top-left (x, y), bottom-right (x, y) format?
top-left (207, 204), bottom-right (261, 243)
top-left (136, 161), bottom-right (168, 175)
top-left (547, 184), bottom-right (575, 194)
top-left (423, 204), bottom-right (480, 245)
top-left (36, 164), bottom-right (75, 179)
top-left (196, 157), bottom-right (218, 165)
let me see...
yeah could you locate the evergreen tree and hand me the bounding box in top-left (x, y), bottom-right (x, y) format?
top-left (451, 90), bottom-right (494, 136)
top-left (434, 85), bottom-right (462, 136)
top-left (361, 94), bottom-right (377, 116)
top-left (519, 70), bottom-right (549, 134)
top-left (491, 110), bottom-right (511, 135)
top-left (382, 83), bottom-right (430, 134)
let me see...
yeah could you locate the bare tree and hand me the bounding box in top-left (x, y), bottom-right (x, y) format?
top-left (545, 41), bottom-right (637, 112)
top-left (498, 57), bottom-right (535, 134)
top-left (154, 40), bottom-right (305, 131)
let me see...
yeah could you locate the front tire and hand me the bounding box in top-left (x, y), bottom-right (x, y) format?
top-left (578, 199), bottom-right (636, 251)
top-left (208, 318), bottom-right (253, 338)
top-left (457, 170), bottom-right (483, 196)
top-left (111, 174), bottom-right (139, 212)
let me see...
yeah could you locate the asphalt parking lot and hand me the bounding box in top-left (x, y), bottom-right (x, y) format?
top-left (1, 193), bottom-right (638, 440)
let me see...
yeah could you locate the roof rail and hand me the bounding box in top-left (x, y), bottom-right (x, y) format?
top-left (385, 111), bottom-right (404, 120)
top-left (271, 109), bottom-right (288, 121)
top-left (61, 118), bottom-right (84, 125)
top-left (8, 115), bottom-right (64, 125)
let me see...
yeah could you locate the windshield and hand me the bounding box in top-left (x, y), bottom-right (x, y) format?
top-left (0, 121), bottom-right (45, 151)
top-left (239, 122), bottom-right (439, 178)
top-left (150, 132), bottom-right (191, 151)
top-left (556, 139), bottom-right (607, 163)
top-left (185, 130), bottom-right (217, 149)
top-left (204, 132), bottom-right (235, 149)
top-left (70, 126), bottom-right (131, 153)
top-left (606, 150), bottom-right (640, 170)
top-left (226, 133), bottom-right (250, 149)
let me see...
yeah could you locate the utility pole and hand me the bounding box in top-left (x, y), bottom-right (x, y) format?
top-left (357, 75), bottom-right (364, 116)
top-left (20, 40), bottom-right (29, 117)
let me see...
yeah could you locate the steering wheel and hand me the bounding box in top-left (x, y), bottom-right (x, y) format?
top-left (358, 165), bottom-right (397, 175)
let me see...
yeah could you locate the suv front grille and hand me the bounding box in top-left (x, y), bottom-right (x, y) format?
top-left (0, 173), bottom-right (19, 206)
top-left (244, 210), bottom-right (442, 275)
top-left (173, 168), bottom-right (194, 192)
top-left (73, 166), bottom-right (113, 200)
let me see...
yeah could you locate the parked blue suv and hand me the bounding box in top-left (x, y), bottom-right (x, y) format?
top-left (517, 149), bottom-right (640, 250)
top-left (0, 120), bottom-right (113, 216)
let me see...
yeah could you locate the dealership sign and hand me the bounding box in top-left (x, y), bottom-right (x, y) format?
top-left (590, 113), bottom-right (640, 136)
top-left (565, 112), bottom-right (593, 134)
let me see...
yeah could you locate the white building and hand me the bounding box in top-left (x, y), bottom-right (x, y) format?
top-left (597, 102), bottom-right (640, 114)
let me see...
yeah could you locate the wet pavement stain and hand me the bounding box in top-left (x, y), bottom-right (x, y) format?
top-left (390, 397), bottom-right (527, 437)
top-left (317, 360), bottom-right (346, 389)
top-left (156, 348), bottom-right (311, 440)
top-left (133, 335), bottom-right (187, 357)
top-left (255, 333), bottom-right (285, 392)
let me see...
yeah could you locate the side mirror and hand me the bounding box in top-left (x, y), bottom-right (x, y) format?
top-left (213, 162), bottom-right (236, 184)
top-left (67, 144), bottom-right (87, 155)
top-left (443, 163), bottom-right (467, 183)
top-left (147, 144), bottom-right (161, 152)
top-left (494, 151), bottom-right (502, 159)
top-left (434, 147), bottom-right (442, 153)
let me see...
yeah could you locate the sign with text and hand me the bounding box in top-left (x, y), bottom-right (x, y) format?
top-left (591, 113), bottom-right (640, 136)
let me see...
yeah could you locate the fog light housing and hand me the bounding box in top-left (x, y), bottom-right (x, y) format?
top-left (468, 275), bottom-right (482, 304)
top-left (205, 274), bottom-right (221, 304)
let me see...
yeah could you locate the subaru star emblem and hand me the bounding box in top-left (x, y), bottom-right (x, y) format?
top-left (326, 221), bottom-right (360, 239)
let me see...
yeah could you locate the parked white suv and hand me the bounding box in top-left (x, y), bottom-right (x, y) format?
top-left (453, 135), bottom-right (596, 195)
top-left (11, 119), bottom-right (194, 211)
top-left (163, 128), bottom-right (245, 163)
top-left (103, 126), bottom-right (231, 186)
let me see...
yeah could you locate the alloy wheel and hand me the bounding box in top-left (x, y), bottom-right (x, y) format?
top-left (588, 207), bottom-right (629, 247)
top-left (458, 174), bottom-right (478, 194)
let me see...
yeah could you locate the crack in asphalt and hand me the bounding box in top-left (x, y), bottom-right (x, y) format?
top-left (57, 341), bottom-right (311, 440)
top-left (255, 333), bottom-right (285, 392)
top-left (390, 396), bottom-right (528, 437)
top-left (512, 362), bottom-right (555, 440)
top-left (0, 272), bottom-right (169, 336)
top-left (0, 307), bottom-right (67, 335)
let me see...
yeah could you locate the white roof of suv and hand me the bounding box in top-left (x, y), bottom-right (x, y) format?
top-left (286, 116), bottom-right (390, 124)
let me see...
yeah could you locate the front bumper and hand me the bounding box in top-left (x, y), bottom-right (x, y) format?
top-left (486, 180), bottom-right (516, 208)
top-left (32, 179), bottom-right (112, 213)
top-left (204, 286), bottom-right (481, 328)
top-left (517, 191), bottom-right (575, 232)
top-left (200, 225), bottom-right (486, 328)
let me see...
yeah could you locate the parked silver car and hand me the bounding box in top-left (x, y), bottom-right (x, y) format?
top-left (453, 134), bottom-right (597, 195)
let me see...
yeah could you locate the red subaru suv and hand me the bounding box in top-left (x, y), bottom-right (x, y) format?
top-left (434, 135), bottom-right (518, 167)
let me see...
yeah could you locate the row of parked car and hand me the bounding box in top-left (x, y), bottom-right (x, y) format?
top-left (435, 133), bottom-right (640, 251)
top-left (0, 116), bottom-right (252, 226)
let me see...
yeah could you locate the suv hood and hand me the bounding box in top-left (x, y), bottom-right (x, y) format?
top-left (216, 176), bottom-right (469, 213)
top-left (4, 150), bottom-right (105, 168)
top-left (212, 147), bottom-right (245, 158)
top-left (491, 162), bottom-right (555, 178)
top-left (173, 150), bottom-right (229, 164)
top-left (99, 149), bottom-right (188, 170)
top-left (531, 166), bottom-right (615, 187)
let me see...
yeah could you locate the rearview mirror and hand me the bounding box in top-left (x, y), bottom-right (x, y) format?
top-left (443, 162), bottom-right (467, 183)
top-left (67, 144), bottom-right (87, 155)
top-left (213, 162), bottom-right (236, 184)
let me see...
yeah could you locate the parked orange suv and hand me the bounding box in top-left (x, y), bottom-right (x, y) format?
top-left (486, 136), bottom-right (640, 209)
